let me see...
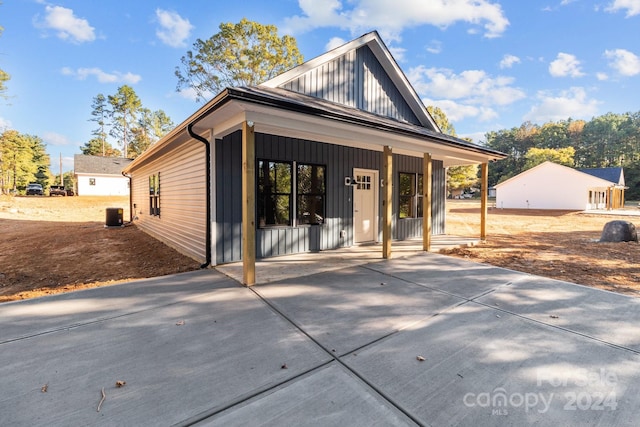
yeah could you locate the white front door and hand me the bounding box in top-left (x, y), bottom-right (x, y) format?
top-left (353, 169), bottom-right (378, 243)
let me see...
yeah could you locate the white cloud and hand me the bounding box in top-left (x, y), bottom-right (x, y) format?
top-left (408, 66), bottom-right (526, 106)
top-left (42, 131), bottom-right (69, 146)
top-left (62, 67), bottom-right (142, 84)
top-left (175, 87), bottom-right (213, 102)
top-left (604, 48), bottom-right (640, 76)
top-left (39, 5), bottom-right (95, 43)
top-left (549, 52), bottom-right (585, 77)
top-left (499, 54), bottom-right (520, 69)
top-left (283, 0), bottom-right (509, 40)
top-left (424, 98), bottom-right (498, 122)
top-left (524, 87), bottom-right (599, 123)
top-left (325, 37), bottom-right (346, 51)
top-left (155, 9), bottom-right (193, 48)
top-left (606, 0), bottom-right (640, 16)
top-left (596, 72), bottom-right (609, 80)
top-left (426, 40), bottom-right (443, 54)
top-left (0, 117), bottom-right (12, 130)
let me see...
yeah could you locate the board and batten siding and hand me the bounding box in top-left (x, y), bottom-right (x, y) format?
top-left (281, 45), bottom-right (421, 126)
top-left (215, 131), bottom-right (445, 264)
top-left (131, 141), bottom-right (207, 263)
top-left (394, 155), bottom-right (446, 241)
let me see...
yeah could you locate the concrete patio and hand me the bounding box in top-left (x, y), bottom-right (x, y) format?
top-left (1, 249), bottom-right (639, 426)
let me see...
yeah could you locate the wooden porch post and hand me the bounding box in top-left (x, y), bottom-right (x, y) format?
top-left (382, 145), bottom-right (393, 259)
top-left (423, 153), bottom-right (432, 252)
top-left (242, 121), bottom-right (256, 285)
top-left (481, 162), bottom-right (488, 240)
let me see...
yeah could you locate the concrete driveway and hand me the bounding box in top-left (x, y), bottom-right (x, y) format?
top-left (1, 253), bottom-right (639, 426)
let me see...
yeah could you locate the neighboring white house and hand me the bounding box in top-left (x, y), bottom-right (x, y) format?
top-left (495, 161), bottom-right (626, 210)
top-left (74, 155), bottom-right (132, 196)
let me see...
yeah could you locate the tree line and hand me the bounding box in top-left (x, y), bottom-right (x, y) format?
top-left (82, 85), bottom-right (174, 159)
top-left (484, 112), bottom-right (640, 199)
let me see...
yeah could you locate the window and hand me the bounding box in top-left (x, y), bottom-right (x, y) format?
top-left (89, 178), bottom-right (96, 186)
top-left (297, 164), bottom-right (325, 225)
top-left (149, 173), bottom-right (160, 216)
top-left (399, 172), bottom-right (424, 219)
top-left (258, 161), bottom-right (292, 226)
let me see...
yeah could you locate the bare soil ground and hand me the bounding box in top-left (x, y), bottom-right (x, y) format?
top-left (444, 200), bottom-right (640, 297)
top-left (1, 196), bottom-right (639, 302)
top-left (0, 195), bottom-right (201, 302)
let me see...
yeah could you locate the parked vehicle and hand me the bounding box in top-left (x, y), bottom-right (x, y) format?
top-left (49, 185), bottom-right (67, 196)
top-left (26, 183), bottom-right (44, 196)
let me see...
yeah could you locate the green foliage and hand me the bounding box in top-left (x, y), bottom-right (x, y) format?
top-left (485, 113), bottom-right (640, 189)
top-left (129, 108), bottom-right (174, 158)
top-left (175, 18), bottom-right (304, 102)
top-left (80, 137), bottom-right (121, 157)
top-left (523, 147), bottom-right (576, 170)
top-left (427, 106), bottom-right (456, 136)
top-left (426, 105), bottom-right (479, 192)
top-left (89, 94), bottom-right (109, 155)
top-left (108, 85), bottom-right (141, 158)
top-left (84, 85), bottom-right (172, 158)
top-left (448, 164), bottom-right (479, 192)
top-left (0, 130), bottom-right (51, 193)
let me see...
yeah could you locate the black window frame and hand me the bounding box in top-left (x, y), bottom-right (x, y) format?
top-left (398, 172), bottom-right (424, 219)
top-left (296, 163), bottom-right (326, 225)
top-left (149, 172), bottom-right (160, 217)
top-left (258, 160), bottom-right (293, 227)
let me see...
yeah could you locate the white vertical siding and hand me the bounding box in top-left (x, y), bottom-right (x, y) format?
top-left (495, 163), bottom-right (611, 210)
top-left (130, 141), bottom-right (207, 263)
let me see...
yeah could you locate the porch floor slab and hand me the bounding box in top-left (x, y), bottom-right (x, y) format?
top-left (2, 250), bottom-right (640, 426)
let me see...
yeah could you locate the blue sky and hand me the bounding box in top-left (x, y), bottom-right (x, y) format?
top-left (1, 0), bottom-right (639, 173)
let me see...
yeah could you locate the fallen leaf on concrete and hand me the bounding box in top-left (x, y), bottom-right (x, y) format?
top-left (281, 363), bottom-right (288, 369)
top-left (380, 282), bottom-right (386, 286)
top-left (41, 384), bottom-right (48, 393)
top-left (416, 356), bottom-right (426, 362)
top-left (175, 320), bottom-right (185, 326)
top-left (496, 314), bottom-right (501, 318)
top-left (115, 380), bottom-right (126, 388)
top-left (549, 315), bottom-right (559, 319)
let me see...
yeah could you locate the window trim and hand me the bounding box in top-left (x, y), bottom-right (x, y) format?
top-left (398, 172), bottom-right (424, 219)
top-left (149, 172), bottom-right (160, 217)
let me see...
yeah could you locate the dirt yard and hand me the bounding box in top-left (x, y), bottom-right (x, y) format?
top-left (0, 195), bottom-right (201, 302)
top-left (1, 196), bottom-right (639, 302)
top-left (444, 201), bottom-right (640, 297)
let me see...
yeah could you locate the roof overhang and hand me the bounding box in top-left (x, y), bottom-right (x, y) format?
top-left (125, 87), bottom-right (506, 172)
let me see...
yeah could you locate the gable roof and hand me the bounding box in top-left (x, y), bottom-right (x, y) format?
top-left (74, 154), bottom-right (132, 175)
top-left (578, 167), bottom-right (624, 185)
top-left (495, 161), bottom-right (619, 188)
top-left (260, 31), bottom-right (439, 131)
top-left (125, 32), bottom-right (506, 173)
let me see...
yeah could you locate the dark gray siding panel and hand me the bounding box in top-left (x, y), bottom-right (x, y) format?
top-left (282, 46), bottom-right (420, 125)
top-left (215, 131), bottom-right (243, 265)
top-left (216, 132), bottom-right (445, 264)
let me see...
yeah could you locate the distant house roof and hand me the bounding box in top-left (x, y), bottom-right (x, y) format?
top-left (578, 167), bottom-right (625, 186)
top-left (494, 161), bottom-right (619, 188)
top-left (74, 155), bottom-right (132, 175)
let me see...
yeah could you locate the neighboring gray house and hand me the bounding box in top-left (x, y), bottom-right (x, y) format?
top-left (74, 155), bottom-right (132, 196)
top-left (122, 32), bottom-right (506, 284)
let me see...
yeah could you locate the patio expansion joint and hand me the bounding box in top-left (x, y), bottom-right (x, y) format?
top-left (0, 288), bottom-right (228, 346)
top-left (241, 285), bottom-right (426, 427)
top-left (354, 264), bottom-right (640, 356)
top-left (172, 360), bottom-right (336, 427)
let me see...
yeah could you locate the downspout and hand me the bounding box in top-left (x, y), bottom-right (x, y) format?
top-left (121, 171), bottom-right (133, 223)
top-left (187, 123), bottom-right (212, 269)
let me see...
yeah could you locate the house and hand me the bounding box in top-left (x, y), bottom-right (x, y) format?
top-left (122, 32), bottom-right (506, 284)
top-left (74, 155), bottom-right (132, 196)
top-left (495, 161), bottom-right (626, 210)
